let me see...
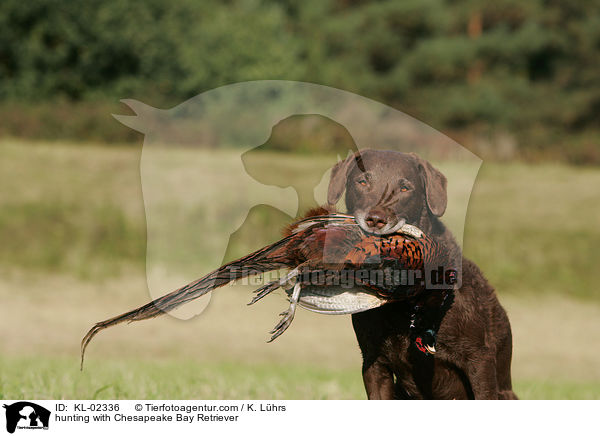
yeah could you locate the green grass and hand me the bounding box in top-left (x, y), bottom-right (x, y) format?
top-left (1, 356), bottom-right (597, 400)
top-left (464, 162), bottom-right (600, 300)
top-left (513, 380), bottom-right (600, 401)
top-left (0, 356), bottom-right (366, 400)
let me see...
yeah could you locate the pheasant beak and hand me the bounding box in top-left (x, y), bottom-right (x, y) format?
top-left (425, 344), bottom-right (437, 354)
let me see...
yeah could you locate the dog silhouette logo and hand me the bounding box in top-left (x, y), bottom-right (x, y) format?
top-left (3, 402), bottom-right (50, 433)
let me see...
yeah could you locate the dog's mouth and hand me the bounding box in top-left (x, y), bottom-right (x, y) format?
top-left (355, 213), bottom-right (407, 236)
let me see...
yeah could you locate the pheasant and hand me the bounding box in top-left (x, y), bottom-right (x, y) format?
top-left (81, 207), bottom-right (449, 367)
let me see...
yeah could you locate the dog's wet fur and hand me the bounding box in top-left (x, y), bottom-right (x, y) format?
top-left (328, 149), bottom-right (517, 399)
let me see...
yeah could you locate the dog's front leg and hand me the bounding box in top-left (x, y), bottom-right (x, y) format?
top-left (362, 360), bottom-right (395, 400)
top-left (465, 357), bottom-right (499, 399)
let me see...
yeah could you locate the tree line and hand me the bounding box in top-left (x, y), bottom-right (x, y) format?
top-left (0, 0), bottom-right (598, 163)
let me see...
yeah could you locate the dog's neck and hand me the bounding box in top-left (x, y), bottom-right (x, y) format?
top-left (417, 205), bottom-right (446, 236)
top-left (417, 203), bottom-right (463, 276)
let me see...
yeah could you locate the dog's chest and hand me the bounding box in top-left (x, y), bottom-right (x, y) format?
top-left (384, 338), bottom-right (470, 399)
top-left (353, 304), bottom-right (471, 399)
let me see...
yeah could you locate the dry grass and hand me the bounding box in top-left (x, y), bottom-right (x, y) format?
top-left (1, 272), bottom-right (599, 399)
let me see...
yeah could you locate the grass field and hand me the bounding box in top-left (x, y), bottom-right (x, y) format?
top-left (0, 139), bottom-right (599, 399)
top-left (2, 357), bottom-right (598, 400)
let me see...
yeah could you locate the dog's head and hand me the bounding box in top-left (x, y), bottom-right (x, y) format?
top-left (327, 149), bottom-right (447, 235)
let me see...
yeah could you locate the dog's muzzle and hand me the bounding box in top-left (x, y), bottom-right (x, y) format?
top-left (355, 213), bottom-right (407, 235)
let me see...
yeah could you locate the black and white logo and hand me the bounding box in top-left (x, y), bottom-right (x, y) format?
top-left (3, 402), bottom-right (50, 434)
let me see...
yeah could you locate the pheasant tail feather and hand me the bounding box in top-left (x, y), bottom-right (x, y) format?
top-left (80, 236), bottom-right (294, 369)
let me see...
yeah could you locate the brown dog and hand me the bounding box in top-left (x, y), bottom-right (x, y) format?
top-left (327, 149), bottom-right (517, 400)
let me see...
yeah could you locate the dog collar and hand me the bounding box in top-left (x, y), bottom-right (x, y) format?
top-left (409, 289), bottom-right (454, 356)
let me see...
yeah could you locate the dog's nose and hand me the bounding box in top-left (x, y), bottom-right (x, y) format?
top-left (365, 211), bottom-right (388, 229)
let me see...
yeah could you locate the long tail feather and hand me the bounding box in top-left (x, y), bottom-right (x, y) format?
top-left (80, 236), bottom-right (294, 369)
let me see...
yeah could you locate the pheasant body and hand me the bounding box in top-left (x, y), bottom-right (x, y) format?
top-left (81, 212), bottom-right (448, 366)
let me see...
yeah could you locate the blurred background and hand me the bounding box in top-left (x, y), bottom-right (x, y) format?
top-left (0, 0), bottom-right (598, 399)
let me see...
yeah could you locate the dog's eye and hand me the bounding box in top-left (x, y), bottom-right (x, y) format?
top-left (400, 186), bottom-right (409, 192)
top-left (357, 179), bottom-right (367, 186)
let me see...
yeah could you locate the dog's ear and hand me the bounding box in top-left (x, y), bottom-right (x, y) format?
top-left (327, 151), bottom-right (364, 207)
top-left (410, 153), bottom-right (447, 217)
